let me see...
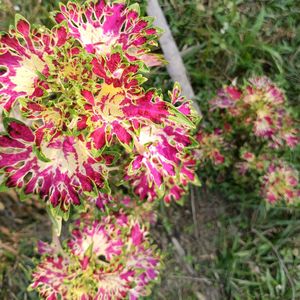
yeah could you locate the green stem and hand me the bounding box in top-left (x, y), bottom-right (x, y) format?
top-left (51, 222), bottom-right (64, 255)
top-left (46, 205), bottom-right (63, 253)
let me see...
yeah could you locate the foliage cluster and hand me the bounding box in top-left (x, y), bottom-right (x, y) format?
top-left (0, 0), bottom-right (200, 299)
top-left (197, 76), bottom-right (299, 206)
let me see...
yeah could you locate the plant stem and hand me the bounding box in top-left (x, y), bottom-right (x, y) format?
top-left (51, 224), bottom-right (63, 253)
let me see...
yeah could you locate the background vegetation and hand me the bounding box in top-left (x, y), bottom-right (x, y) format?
top-left (0, 0), bottom-right (299, 299)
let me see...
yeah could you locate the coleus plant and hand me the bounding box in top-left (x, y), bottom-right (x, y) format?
top-left (0, 0), bottom-right (200, 299)
top-left (196, 77), bottom-right (299, 205)
top-left (31, 212), bottom-right (161, 300)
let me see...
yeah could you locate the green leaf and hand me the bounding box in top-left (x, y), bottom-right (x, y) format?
top-left (251, 7), bottom-right (265, 35)
top-left (168, 107), bottom-right (196, 129)
top-left (261, 44), bottom-right (283, 73)
top-left (266, 268), bottom-right (275, 298)
top-left (85, 242), bottom-right (94, 258)
top-left (2, 117), bottom-right (25, 133)
top-left (33, 145), bottom-right (51, 163)
top-left (128, 3), bottom-right (140, 15)
top-left (0, 181), bottom-right (8, 193)
top-left (14, 13), bottom-right (28, 27)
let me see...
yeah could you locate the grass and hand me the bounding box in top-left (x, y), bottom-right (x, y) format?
top-left (0, 192), bottom-right (49, 300)
top-left (215, 206), bottom-right (300, 299)
top-left (158, 0), bottom-right (300, 107)
top-left (0, 0), bottom-right (299, 299)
